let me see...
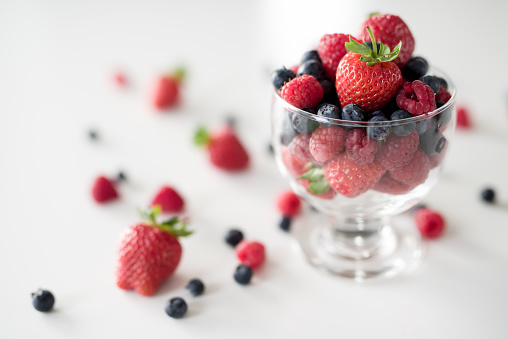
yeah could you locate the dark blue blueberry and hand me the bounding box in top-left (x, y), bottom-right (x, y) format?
top-left (32, 289), bottom-right (55, 312)
top-left (279, 216), bottom-right (291, 232)
top-left (225, 229), bottom-right (244, 247)
top-left (292, 113), bottom-right (319, 134)
top-left (401, 57), bottom-right (428, 81)
top-left (429, 101), bottom-right (452, 129)
top-left (370, 110), bottom-right (387, 119)
top-left (317, 103), bottom-right (341, 127)
top-left (88, 129), bottom-right (98, 140)
top-left (419, 75), bottom-right (440, 94)
top-left (367, 116), bottom-right (391, 140)
top-left (186, 279), bottom-right (205, 297)
top-left (342, 104), bottom-right (366, 121)
top-left (234, 265), bottom-right (253, 285)
top-left (366, 41), bottom-right (381, 52)
top-left (412, 204), bottom-right (427, 213)
top-left (319, 79), bottom-right (333, 95)
top-left (319, 91), bottom-right (341, 108)
top-left (301, 50), bottom-right (321, 63)
top-left (271, 67), bottom-right (296, 90)
top-left (268, 143), bottom-right (274, 155)
top-left (297, 60), bottom-right (326, 81)
top-left (481, 188), bottom-right (496, 204)
top-left (225, 115), bottom-right (236, 127)
top-left (419, 128), bottom-right (446, 155)
top-left (381, 98), bottom-right (400, 116)
top-left (415, 120), bottom-right (428, 135)
top-left (280, 112), bottom-right (297, 145)
top-left (390, 110), bottom-right (415, 136)
top-left (436, 76), bottom-right (448, 90)
top-left (116, 171), bottom-right (127, 182)
top-left (165, 297), bottom-right (188, 319)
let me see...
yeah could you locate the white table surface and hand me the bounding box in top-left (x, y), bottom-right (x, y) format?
top-left (1, 0), bottom-right (508, 338)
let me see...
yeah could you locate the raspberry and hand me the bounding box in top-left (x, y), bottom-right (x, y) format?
top-left (280, 75), bottom-right (324, 109)
top-left (288, 133), bottom-right (324, 167)
top-left (276, 191), bottom-right (301, 217)
top-left (435, 85), bottom-right (452, 103)
top-left (281, 146), bottom-right (308, 178)
top-left (373, 172), bottom-right (411, 195)
top-left (151, 186), bottom-right (185, 213)
top-left (92, 176), bottom-right (118, 203)
top-left (414, 208), bottom-right (445, 239)
top-left (376, 131), bottom-right (419, 170)
top-left (389, 149), bottom-right (430, 188)
top-left (456, 106), bottom-right (472, 128)
top-left (309, 125), bottom-right (348, 163)
top-left (396, 81), bottom-right (437, 116)
top-left (235, 241), bottom-right (266, 269)
top-left (317, 33), bottom-right (356, 79)
top-left (345, 128), bottom-right (378, 165)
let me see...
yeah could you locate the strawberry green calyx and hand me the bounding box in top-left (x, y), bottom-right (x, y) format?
top-left (172, 66), bottom-right (186, 82)
top-left (345, 26), bottom-right (402, 66)
top-left (194, 126), bottom-right (212, 147)
top-left (367, 11), bottom-right (380, 18)
top-left (139, 206), bottom-right (193, 237)
top-left (299, 165), bottom-right (330, 194)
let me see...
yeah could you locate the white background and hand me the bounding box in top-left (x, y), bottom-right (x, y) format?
top-left (1, 0), bottom-right (508, 338)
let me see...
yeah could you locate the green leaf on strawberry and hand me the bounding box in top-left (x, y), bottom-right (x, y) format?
top-left (139, 206), bottom-right (193, 237)
top-left (345, 26), bottom-right (402, 66)
top-left (299, 165), bottom-right (330, 194)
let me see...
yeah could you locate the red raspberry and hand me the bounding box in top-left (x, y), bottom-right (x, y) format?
top-left (288, 133), bottom-right (325, 167)
top-left (276, 191), bottom-right (301, 217)
top-left (297, 179), bottom-right (336, 200)
top-left (151, 186), bottom-right (185, 213)
top-left (396, 81), bottom-right (437, 116)
top-left (281, 146), bottom-right (308, 178)
top-left (324, 154), bottom-right (386, 198)
top-left (345, 128), bottom-right (378, 165)
top-left (456, 106), bottom-right (472, 128)
top-left (373, 172), bottom-right (411, 195)
top-left (114, 72), bottom-right (127, 86)
top-left (435, 85), bottom-right (452, 103)
top-left (280, 75), bottom-right (324, 109)
top-left (376, 131), bottom-right (419, 170)
top-left (389, 149), bottom-right (430, 188)
top-left (236, 241), bottom-right (265, 269)
top-left (309, 126), bottom-right (348, 163)
top-left (414, 208), bottom-right (446, 239)
top-left (318, 33), bottom-right (358, 79)
top-left (92, 176), bottom-right (118, 203)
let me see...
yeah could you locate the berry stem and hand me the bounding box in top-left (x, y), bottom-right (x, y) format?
top-left (139, 206), bottom-right (193, 237)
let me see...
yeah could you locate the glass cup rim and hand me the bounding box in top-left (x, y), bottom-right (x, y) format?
top-left (273, 67), bottom-right (456, 126)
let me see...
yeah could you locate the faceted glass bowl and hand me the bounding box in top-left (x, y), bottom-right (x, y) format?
top-left (271, 67), bottom-right (456, 280)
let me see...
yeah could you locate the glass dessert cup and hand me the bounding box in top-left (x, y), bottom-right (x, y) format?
top-left (271, 68), bottom-right (456, 281)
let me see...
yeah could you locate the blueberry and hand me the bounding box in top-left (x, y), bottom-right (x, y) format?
top-left (116, 171), bottom-right (127, 182)
top-left (280, 112), bottom-right (297, 145)
top-left (225, 115), bottom-right (236, 127)
top-left (225, 229), bottom-right (244, 247)
top-left (481, 188), bottom-right (496, 204)
top-left (401, 57), bottom-right (428, 81)
top-left (268, 143), bottom-right (274, 155)
top-left (415, 120), bottom-right (428, 135)
top-left (165, 297), bottom-right (187, 319)
top-left (301, 50), bottom-right (321, 63)
top-left (370, 110), bottom-right (387, 119)
top-left (317, 103), bottom-right (341, 127)
top-left (319, 79), bottom-right (333, 96)
top-left (366, 41), bottom-right (381, 52)
top-left (292, 113), bottom-right (319, 133)
top-left (419, 128), bottom-right (446, 155)
top-left (419, 75), bottom-right (440, 94)
top-left (88, 129), bottom-right (98, 140)
top-left (234, 265), bottom-right (253, 285)
top-left (412, 203), bottom-right (427, 213)
top-left (297, 60), bottom-right (326, 81)
top-left (367, 116), bottom-right (391, 140)
top-left (279, 216), bottom-right (291, 232)
top-left (429, 102), bottom-right (452, 129)
top-left (390, 110), bottom-right (415, 136)
top-left (31, 289), bottom-right (55, 312)
top-left (436, 76), bottom-right (448, 90)
top-left (271, 67), bottom-right (296, 90)
top-left (342, 104), bottom-right (366, 121)
top-left (186, 279), bottom-right (205, 297)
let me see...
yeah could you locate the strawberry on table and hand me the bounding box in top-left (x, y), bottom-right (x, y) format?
top-left (116, 207), bottom-right (192, 296)
top-left (153, 67), bottom-right (185, 110)
top-left (151, 185), bottom-right (185, 213)
top-left (92, 176), bottom-right (119, 203)
top-left (336, 27), bottom-right (403, 112)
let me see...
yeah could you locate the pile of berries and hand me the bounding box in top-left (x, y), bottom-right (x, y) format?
top-left (272, 13), bottom-right (454, 199)
top-left (224, 229), bottom-right (266, 285)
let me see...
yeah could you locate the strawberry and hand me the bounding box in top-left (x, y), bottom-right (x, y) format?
top-left (151, 186), bottom-right (185, 213)
top-left (336, 27), bottom-right (402, 112)
top-left (358, 13), bottom-right (415, 67)
top-left (318, 33), bottom-right (359, 79)
top-left (92, 176), bottom-right (118, 203)
top-left (153, 68), bottom-right (185, 110)
top-left (116, 207), bottom-right (192, 296)
top-left (194, 125), bottom-right (249, 171)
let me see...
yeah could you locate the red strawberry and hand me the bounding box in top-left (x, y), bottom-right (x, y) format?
top-left (92, 176), bottom-right (118, 203)
top-left (280, 75), bottom-right (323, 109)
top-left (318, 33), bottom-right (359, 79)
top-left (116, 207), bottom-right (192, 296)
top-left (456, 106), bottom-right (472, 128)
top-left (236, 241), bottom-right (266, 269)
top-left (153, 68), bottom-right (185, 110)
top-left (151, 186), bottom-right (185, 213)
top-left (358, 13), bottom-right (415, 67)
top-left (194, 125), bottom-right (249, 171)
top-left (336, 28), bottom-right (402, 112)
top-left (323, 154), bottom-right (386, 198)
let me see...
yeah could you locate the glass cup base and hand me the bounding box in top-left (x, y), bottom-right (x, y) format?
top-left (294, 213), bottom-right (424, 281)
